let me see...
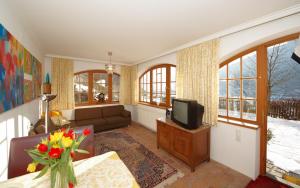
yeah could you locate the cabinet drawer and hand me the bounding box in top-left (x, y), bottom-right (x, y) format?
top-left (172, 128), bottom-right (192, 162)
top-left (157, 123), bottom-right (172, 149)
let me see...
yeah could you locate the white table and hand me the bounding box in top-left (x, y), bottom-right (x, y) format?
top-left (0, 151), bottom-right (140, 188)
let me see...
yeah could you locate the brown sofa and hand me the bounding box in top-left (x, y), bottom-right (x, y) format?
top-left (32, 105), bottom-right (131, 134)
top-left (74, 105), bottom-right (131, 133)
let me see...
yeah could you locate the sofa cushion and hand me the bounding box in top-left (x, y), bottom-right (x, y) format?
top-left (102, 105), bottom-right (124, 118)
top-left (105, 116), bottom-right (127, 125)
top-left (75, 119), bottom-right (107, 127)
top-left (75, 107), bottom-right (102, 121)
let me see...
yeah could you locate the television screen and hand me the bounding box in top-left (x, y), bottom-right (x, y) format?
top-left (173, 100), bottom-right (188, 124)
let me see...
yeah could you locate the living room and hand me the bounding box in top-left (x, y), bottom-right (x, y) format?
top-left (0, 1), bottom-right (300, 188)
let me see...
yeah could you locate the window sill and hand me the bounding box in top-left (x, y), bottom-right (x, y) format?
top-left (138, 102), bottom-right (169, 110)
top-left (218, 118), bottom-right (259, 130)
top-left (75, 102), bottom-right (119, 108)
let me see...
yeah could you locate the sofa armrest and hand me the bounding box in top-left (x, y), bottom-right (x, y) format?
top-left (122, 110), bottom-right (131, 118)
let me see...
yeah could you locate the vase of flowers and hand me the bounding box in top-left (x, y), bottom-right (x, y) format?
top-left (26, 128), bottom-right (91, 188)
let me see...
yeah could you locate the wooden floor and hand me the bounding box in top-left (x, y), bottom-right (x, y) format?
top-left (118, 122), bottom-right (251, 188)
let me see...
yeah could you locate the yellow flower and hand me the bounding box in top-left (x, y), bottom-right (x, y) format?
top-left (41, 138), bottom-right (48, 145)
top-left (62, 136), bottom-right (73, 148)
top-left (27, 162), bottom-right (37, 173)
top-left (50, 132), bottom-right (64, 143)
top-left (52, 143), bottom-right (60, 148)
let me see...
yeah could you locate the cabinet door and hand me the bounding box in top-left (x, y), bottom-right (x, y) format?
top-left (157, 122), bottom-right (172, 150)
top-left (172, 128), bottom-right (192, 163)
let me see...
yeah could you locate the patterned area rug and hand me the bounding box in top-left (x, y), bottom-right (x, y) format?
top-left (95, 130), bottom-right (183, 188)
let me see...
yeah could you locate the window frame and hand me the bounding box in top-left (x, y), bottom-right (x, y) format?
top-left (74, 70), bottom-right (120, 106)
top-left (219, 48), bottom-right (260, 125)
top-left (139, 64), bottom-right (176, 108)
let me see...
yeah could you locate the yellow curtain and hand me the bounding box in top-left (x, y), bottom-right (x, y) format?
top-left (51, 58), bottom-right (74, 110)
top-left (120, 65), bottom-right (138, 105)
top-left (176, 39), bottom-right (219, 125)
top-left (120, 65), bottom-right (131, 105)
top-left (130, 65), bottom-right (138, 105)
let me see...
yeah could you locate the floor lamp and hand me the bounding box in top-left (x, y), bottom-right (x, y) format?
top-left (41, 94), bottom-right (56, 133)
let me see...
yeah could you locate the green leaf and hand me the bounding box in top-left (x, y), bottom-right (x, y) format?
top-left (75, 149), bottom-right (89, 154)
top-left (27, 152), bottom-right (49, 165)
top-left (34, 166), bottom-right (49, 179)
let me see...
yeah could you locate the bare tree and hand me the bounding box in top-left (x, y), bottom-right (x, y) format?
top-left (267, 43), bottom-right (298, 100)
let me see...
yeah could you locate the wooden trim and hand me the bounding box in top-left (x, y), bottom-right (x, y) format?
top-left (138, 102), bottom-right (168, 110)
top-left (218, 120), bottom-right (259, 130)
top-left (258, 45), bottom-right (268, 176)
top-left (263, 32), bottom-right (300, 47)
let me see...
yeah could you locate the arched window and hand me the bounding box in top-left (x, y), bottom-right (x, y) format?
top-left (139, 64), bottom-right (176, 108)
top-left (74, 70), bottom-right (120, 106)
top-left (219, 51), bottom-right (258, 123)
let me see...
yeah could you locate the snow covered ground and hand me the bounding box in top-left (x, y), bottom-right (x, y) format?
top-left (267, 117), bottom-right (300, 175)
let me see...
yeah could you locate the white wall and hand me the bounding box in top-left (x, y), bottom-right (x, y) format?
top-left (131, 13), bottom-right (300, 180)
top-left (0, 1), bottom-right (44, 181)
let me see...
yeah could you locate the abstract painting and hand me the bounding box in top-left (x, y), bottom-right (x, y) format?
top-left (0, 23), bottom-right (42, 114)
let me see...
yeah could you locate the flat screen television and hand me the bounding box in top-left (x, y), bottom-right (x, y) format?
top-left (171, 98), bottom-right (204, 129)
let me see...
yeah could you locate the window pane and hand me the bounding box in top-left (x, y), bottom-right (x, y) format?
top-left (143, 75), bottom-right (146, 83)
top-left (153, 69), bottom-right (156, 82)
top-left (74, 72), bottom-right (89, 105)
top-left (228, 99), bottom-right (240, 118)
top-left (171, 66), bottom-right (176, 82)
top-left (157, 70), bottom-right (161, 82)
top-left (162, 93), bottom-right (166, 103)
top-left (112, 92), bottom-right (119, 102)
top-left (152, 95), bottom-right (158, 103)
top-left (157, 83), bottom-right (161, 93)
top-left (162, 83), bottom-right (166, 93)
top-left (93, 73), bottom-right (108, 101)
top-left (162, 68), bottom-right (166, 82)
top-left (228, 80), bottom-right (240, 98)
top-left (147, 84), bottom-right (150, 93)
top-left (112, 74), bottom-right (120, 93)
top-left (219, 65), bottom-right (227, 79)
top-left (219, 98), bottom-right (227, 116)
top-left (146, 72), bottom-right (150, 83)
top-left (242, 100), bottom-right (256, 120)
top-left (228, 59), bottom-right (240, 78)
top-left (243, 79), bottom-right (256, 99)
top-left (152, 83), bottom-right (156, 93)
top-left (171, 82), bottom-right (176, 95)
top-left (219, 80), bottom-right (226, 97)
top-left (242, 52), bottom-right (256, 77)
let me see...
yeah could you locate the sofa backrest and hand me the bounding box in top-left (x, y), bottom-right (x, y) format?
top-left (75, 107), bottom-right (102, 121)
top-left (102, 105), bottom-right (124, 117)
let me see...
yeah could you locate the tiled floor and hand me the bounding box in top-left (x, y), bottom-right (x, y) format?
top-left (119, 122), bottom-right (251, 188)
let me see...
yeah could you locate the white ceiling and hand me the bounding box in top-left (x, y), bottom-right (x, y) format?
top-left (5, 0), bottom-right (300, 64)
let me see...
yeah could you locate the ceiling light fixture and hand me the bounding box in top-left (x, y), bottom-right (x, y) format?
top-left (105, 51), bottom-right (115, 74)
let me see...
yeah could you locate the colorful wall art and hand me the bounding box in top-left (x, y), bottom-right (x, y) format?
top-left (0, 23), bottom-right (42, 114)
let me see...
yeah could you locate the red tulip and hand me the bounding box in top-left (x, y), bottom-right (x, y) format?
top-left (83, 128), bottom-right (91, 136)
top-left (48, 148), bottom-right (63, 159)
top-left (69, 182), bottom-right (74, 188)
top-left (64, 129), bottom-right (75, 139)
top-left (37, 144), bottom-right (48, 153)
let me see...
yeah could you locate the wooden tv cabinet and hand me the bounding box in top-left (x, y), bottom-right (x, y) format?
top-left (156, 118), bottom-right (211, 172)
